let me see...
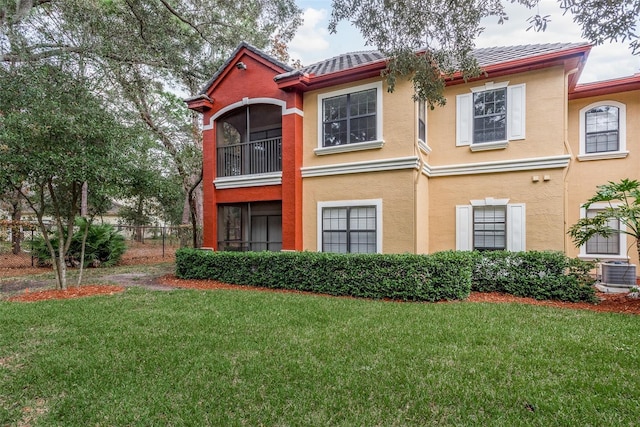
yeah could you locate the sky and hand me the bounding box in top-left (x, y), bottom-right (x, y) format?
top-left (290, 0), bottom-right (640, 84)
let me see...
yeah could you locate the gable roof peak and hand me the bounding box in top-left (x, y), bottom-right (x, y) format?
top-left (195, 41), bottom-right (294, 96)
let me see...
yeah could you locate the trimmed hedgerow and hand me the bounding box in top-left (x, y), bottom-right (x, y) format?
top-left (470, 250), bottom-right (597, 303)
top-left (176, 249), bottom-right (473, 302)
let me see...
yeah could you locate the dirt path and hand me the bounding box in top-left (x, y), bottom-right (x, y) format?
top-left (0, 263), bottom-right (176, 295)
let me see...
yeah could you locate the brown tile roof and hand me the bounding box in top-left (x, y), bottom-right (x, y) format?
top-left (277, 42), bottom-right (590, 79)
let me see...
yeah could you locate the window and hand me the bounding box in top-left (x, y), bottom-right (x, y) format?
top-left (456, 81), bottom-right (525, 151)
top-left (318, 199), bottom-right (382, 253)
top-left (585, 106), bottom-right (619, 153)
top-left (323, 88), bottom-right (376, 146)
top-left (578, 204), bottom-right (626, 259)
top-left (578, 101), bottom-right (627, 160)
top-left (418, 100), bottom-right (426, 143)
top-left (473, 88), bottom-right (506, 144)
top-left (585, 210), bottom-right (620, 255)
top-left (456, 198), bottom-right (525, 251)
top-left (316, 82), bottom-right (383, 154)
top-left (473, 206), bottom-right (506, 251)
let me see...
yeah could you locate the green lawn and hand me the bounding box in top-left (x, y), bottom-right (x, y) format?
top-left (1, 287), bottom-right (638, 426)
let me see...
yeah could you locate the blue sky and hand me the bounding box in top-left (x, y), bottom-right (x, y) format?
top-left (291, 0), bottom-right (639, 83)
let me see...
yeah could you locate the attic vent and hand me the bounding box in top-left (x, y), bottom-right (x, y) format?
top-left (601, 262), bottom-right (637, 287)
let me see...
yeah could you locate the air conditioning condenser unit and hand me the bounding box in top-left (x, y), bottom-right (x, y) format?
top-left (601, 262), bottom-right (637, 291)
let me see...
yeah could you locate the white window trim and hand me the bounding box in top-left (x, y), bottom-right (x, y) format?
top-left (417, 99), bottom-right (431, 153)
top-left (577, 100), bottom-right (628, 161)
top-left (577, 203), bottom-right (628, 261)
top-left (316, 81), bottom-right (384, 155)
top-left (456, 198), bottom-right (526, 252)
top-left (456, 81), bottom-right (526, 151)
top-left (317, 199), bottom-right (383, 253)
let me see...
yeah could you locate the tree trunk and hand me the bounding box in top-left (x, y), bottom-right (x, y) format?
top-left (10, 199), bottom-right (22, 254)
top-left (77, 217), bottom-right (90, 286)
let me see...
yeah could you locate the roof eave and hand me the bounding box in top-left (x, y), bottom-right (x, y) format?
top-left (276, 60), bottom-right (388, 92)
top-left (569, 73), bottom-right (640, 100)
top-left (184, 94), bottom-right (214, 113)
top-left (445, 44), bottom-right (591, 87)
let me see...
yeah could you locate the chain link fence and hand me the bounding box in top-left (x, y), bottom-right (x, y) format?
top-left (0, 221), bottom-right (200, 271)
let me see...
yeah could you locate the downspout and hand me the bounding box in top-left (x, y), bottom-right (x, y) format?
top-left (563, 67), bottom-right (580, 254)
top-left (414, 117), bottom-right (428, 254)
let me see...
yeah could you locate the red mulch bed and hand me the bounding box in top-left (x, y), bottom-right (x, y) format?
top-left (6, 274), bottom-right (640, 315)
top-left (7, 285), bottom-right (125, 302)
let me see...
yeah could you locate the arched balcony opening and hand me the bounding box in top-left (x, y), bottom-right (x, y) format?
top-left (216, 104), bottom-right (282, 177)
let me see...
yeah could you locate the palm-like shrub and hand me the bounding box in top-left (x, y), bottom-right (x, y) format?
top-left (33, 222), bottom-right (126, 267)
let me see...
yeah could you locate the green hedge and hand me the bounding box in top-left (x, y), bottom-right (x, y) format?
top-left (176, 249), bottom-right (596, 303)
top-left (176, 249), bottom-right (473, 302)
top-left (470, 251), bottom-right (597, 303)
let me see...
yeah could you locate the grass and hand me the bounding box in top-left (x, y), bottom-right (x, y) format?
top-left (1, 287), bottom-right (639, 426)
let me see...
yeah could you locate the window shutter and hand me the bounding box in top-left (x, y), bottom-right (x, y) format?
top-left (507, 84), bottom-right (526, 140)
top-left (456, 93), bottom-right (472, 146)
top-left (456, 205), bottom-right (473, 250)
top-left (507, 203), bottom-right (526, 252)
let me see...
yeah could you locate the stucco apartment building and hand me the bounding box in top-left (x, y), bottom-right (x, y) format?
top-left (186, 42), bottom-right (640, 267)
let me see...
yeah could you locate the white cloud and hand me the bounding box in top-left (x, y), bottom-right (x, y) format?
top-left (288, 8), bottom-right (331, 62)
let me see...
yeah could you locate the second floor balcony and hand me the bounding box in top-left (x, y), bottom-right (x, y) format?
top-left (216, 103), bottom-right (282, 178)
top-left (217, 136), bottom-right (282, 177)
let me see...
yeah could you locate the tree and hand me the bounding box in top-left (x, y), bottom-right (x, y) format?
top-left (329, 0), bottom-right (640, 107)
top-left (0, 64), bottom-right (132, 289)
top-left (568, 179), bottom-right (640, 262)
top-left (1, 0), bottom-right (302, 245)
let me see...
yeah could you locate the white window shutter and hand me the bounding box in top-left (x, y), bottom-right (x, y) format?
top-left (456, 205), bottom-right (473, 250)
top-left (456, 93), bottom-right (472, 146)
top-left (507, 84), bottom-right (526, 140)
top-left (507, 203), bottom-right (526, 252)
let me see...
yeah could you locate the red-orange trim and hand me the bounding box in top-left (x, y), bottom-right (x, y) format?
top-left (276, 45), bottom-right (591, 93)
top-left (569, 73), bottom-right (640, 100)
top-left (446, 46), bottom-right (590, 91)
top-left (277, 60), bottom-right (388, 91)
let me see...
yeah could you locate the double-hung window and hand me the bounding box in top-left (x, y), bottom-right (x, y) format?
top-left (579, 204), bottom-right (626, 259)
top-left (473, 88), bottom-right (507, 144)
top-left (316, 82), bottom-right (383, 154)
top-left (456, 198), bottom-right (525, 252)
top-left (456, 81), bottom-right (526, 151)
top-left (318, 200), bottom-right (382, 253)
top-left (585, 106), bottom-right (619, 153)
top-left (418, 100), bottom-right (426, 143)
top-left (473, 206), bottom-right (506, 251)
top-left (578, 101), bottom-right (627, 160)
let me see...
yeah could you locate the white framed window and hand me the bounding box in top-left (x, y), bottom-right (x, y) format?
top-left (456, 198), bottom-right (525, 251)
top-left (317, 199), bottom-right (382, 253)
top-left (578, 203), bottom-right (627, 260)
top-left (417, 99), bottom-right (430, 154)
top-left (578, 100), bottom-right (628, 161)
top-left (418, 99), bottom-right (426, 143)
top-left (456, 81), bottom-right (526, 151)
top-left (316, 82), bottom-right (384, 155)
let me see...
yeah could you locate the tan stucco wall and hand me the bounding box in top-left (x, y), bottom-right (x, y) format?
top-left (428, 169), bottom-right (566, 252)
top-left (302, 78), bottom-right (418, 168)
top-left (415, 173), bottom-right (430, 254)
top-left (302, 170), bottom-right (417, 253)
top-left (565, 89), bottom-right (640, 265)
top-left (427, 66), bottom-right (568, 166)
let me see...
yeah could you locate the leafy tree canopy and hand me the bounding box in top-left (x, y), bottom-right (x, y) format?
top-left (329, 0), bottom-right (640, 107)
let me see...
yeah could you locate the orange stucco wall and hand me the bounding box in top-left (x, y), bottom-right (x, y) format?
top-left (198, 48), bottom-right (303, 249)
